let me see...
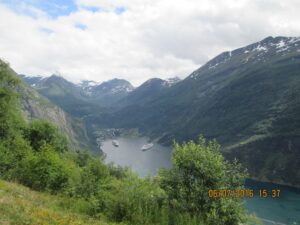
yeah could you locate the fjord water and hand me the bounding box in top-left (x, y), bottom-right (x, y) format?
top-left (101, 137), bottom-right (300, 225)
top-left (245, 180), bottom-right (300, 225)
top-left (101, 137), bottom-right (172, 176)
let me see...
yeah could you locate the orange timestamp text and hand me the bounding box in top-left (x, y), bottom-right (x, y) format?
top-left (208, 189), bottom-right (281, 198)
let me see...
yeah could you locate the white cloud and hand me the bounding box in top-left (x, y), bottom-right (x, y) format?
top-left (0, 0), bottom-right (300, 86)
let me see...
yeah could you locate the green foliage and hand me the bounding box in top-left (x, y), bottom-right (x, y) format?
top-left (107, 163), bottom-right (130, 179)
top-left (0, 134), bottom-right (33, 179)
top-left (75, 150), bottom-right (93, 167)
top-left (75, 158), bottom-right (109, 198)
top-left (19, 145), bottom-right (70, 193)
top-left (0, 61), bottom-right (24, 140)
top-left (158, 136), bottom-right (247, 225)
top-left (25, 119), bottom-right (68, 152)
top-left (104, 175), bottom-right (168, 225)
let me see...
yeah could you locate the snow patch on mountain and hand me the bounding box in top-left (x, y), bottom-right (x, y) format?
top-left (190, 36), bottom-right (300, 80)
top-left (110, 85), bottom-right (134, 94)
top-left (163, 77), bottom-right (181, 87)
top-left (253, 45), bottom-right (268, 52)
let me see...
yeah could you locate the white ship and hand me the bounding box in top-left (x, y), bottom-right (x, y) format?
top-left (141, 143), bottom-right (153, 151)
top-left (112, 140), bottom-right (119, 147)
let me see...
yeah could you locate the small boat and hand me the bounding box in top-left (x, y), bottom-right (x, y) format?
top-left (141, 143), bottom-right (153, 151)
top-left (112, 140), bottom-right (119, 147)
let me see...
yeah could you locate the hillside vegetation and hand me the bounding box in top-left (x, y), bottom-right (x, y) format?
top-left (0, 60), bottom-right (260, 225)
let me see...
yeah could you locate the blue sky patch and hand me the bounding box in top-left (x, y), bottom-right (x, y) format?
top-left (75, 23), bottom-right (87, 30)
top-left (39, 27), bottom-right (54, 34)
top-left (0, 0), bottom-right (78, 18)
top-left (114, 6), bottom-right (126, 15)
top-left (81, 5), bottom-right (100, 13)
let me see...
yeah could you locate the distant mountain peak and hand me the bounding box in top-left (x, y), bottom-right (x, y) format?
top-left (19, 74), bottom-right (46, 87)
top-left (163, 77), bottom-right (181, 87)
top-left (93, 78), bottom-right (134, 93)
top-left (79, 80), bottom-right (101, 88)
top-left (143, 78), bottom-right (164, 85)
top-left (190, 36), bottom-right (300, 79)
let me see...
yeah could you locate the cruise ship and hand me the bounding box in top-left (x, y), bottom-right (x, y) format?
top-left (112, 140), bottom-right (119, 147)
top-left (141, 143), bottom-right (153, 151)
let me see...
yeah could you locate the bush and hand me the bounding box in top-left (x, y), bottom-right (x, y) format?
top-left (75, 158), bottom-right (109, 198)
top-left (107, 162), bottom-right (130, 179)
top-left (20, 144), bottom-right (70, 193)
top-left (0, 134), bottom-right (33, 180)
top-left (105, 175), bottom-right (168, 225)
top-left (0, 61), bottom-right (23, 140)
top-left (158, 136), bottom-right (247, 225)
top-left (25, 120), bottom-right (68, 152)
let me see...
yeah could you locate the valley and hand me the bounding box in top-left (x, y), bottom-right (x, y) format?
top-left (1, 36), bottom-right (300, 225)
top-left (2, 0), bottom-right (300, 223)
top-left (21, 36), bottom-right (300, 189)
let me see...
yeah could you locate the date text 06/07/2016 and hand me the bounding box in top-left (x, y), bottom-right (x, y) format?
top-left (208, 189), bottom-right (281, 198)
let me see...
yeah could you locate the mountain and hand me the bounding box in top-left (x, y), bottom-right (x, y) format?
top-left (18, 36), bottom-right (300, 187)
top-left (13, 72), bottom-right (95, 151)
top-left (80, 78), bottom-right (134, 106)
top-left (164, 77), bottom-right (181, 87)
top-left (117, 78), bottom-right (168, 107)
top-left (97, 36), bottom-right (300, 187)
top-left (20, 75), bottom-right (136, 149)
top-left (117, 77), bottom-right (181, 107)
top-left (20, 75), bottom-right (134, 114)
top-left (20, 74), bottom-right (103, 117)
top-left (19, 74), bottom-right (45, 87)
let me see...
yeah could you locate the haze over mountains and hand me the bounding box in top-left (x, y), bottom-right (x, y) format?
top-left (20, 36), bottom-right (300, 187)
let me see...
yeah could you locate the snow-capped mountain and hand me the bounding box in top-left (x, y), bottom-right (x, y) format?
top-left (19, 75), bottom-right (46, 87)
top-left (163, 77), bottom-right (181, 87)
top-left (79, 78), bottom-right (134, 105)
top-left (78, 80), bottom-right (102, 97)
top-left (20, 75), bottom-right (135, 107)
top-left (190, 36), bottom-right (300, 79)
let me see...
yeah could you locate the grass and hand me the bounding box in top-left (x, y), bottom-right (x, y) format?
top-left (0, 180), bottom-right (123, 225)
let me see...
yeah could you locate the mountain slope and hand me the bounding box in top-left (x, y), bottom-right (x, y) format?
top-left (20, 85), bottom-right (93, 150)
top-left (33, 75), bottom-right (103, 117)
top-left (81, 78), bottom-right (134, 106)
top-left (117, 78), bottom-right (168, 107)
top-left (17, 74), bottom-right (95, 150)
top-left (20, 75), bottom-right (135, 116)
top-left (116, 77), bottom-right (181, 108)
top-left (99, 36), bottom-right (300, 186)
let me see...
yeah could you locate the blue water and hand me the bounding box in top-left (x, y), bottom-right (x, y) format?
top-left (101, 137), bottom-right (172, 176)
top-left (101, 137), bottom-right (300, 225)
top-left (245, 180), bottom-right (300, 225)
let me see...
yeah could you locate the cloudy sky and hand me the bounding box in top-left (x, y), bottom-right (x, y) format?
top-left (0, 0), bottom-right (300, 85)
